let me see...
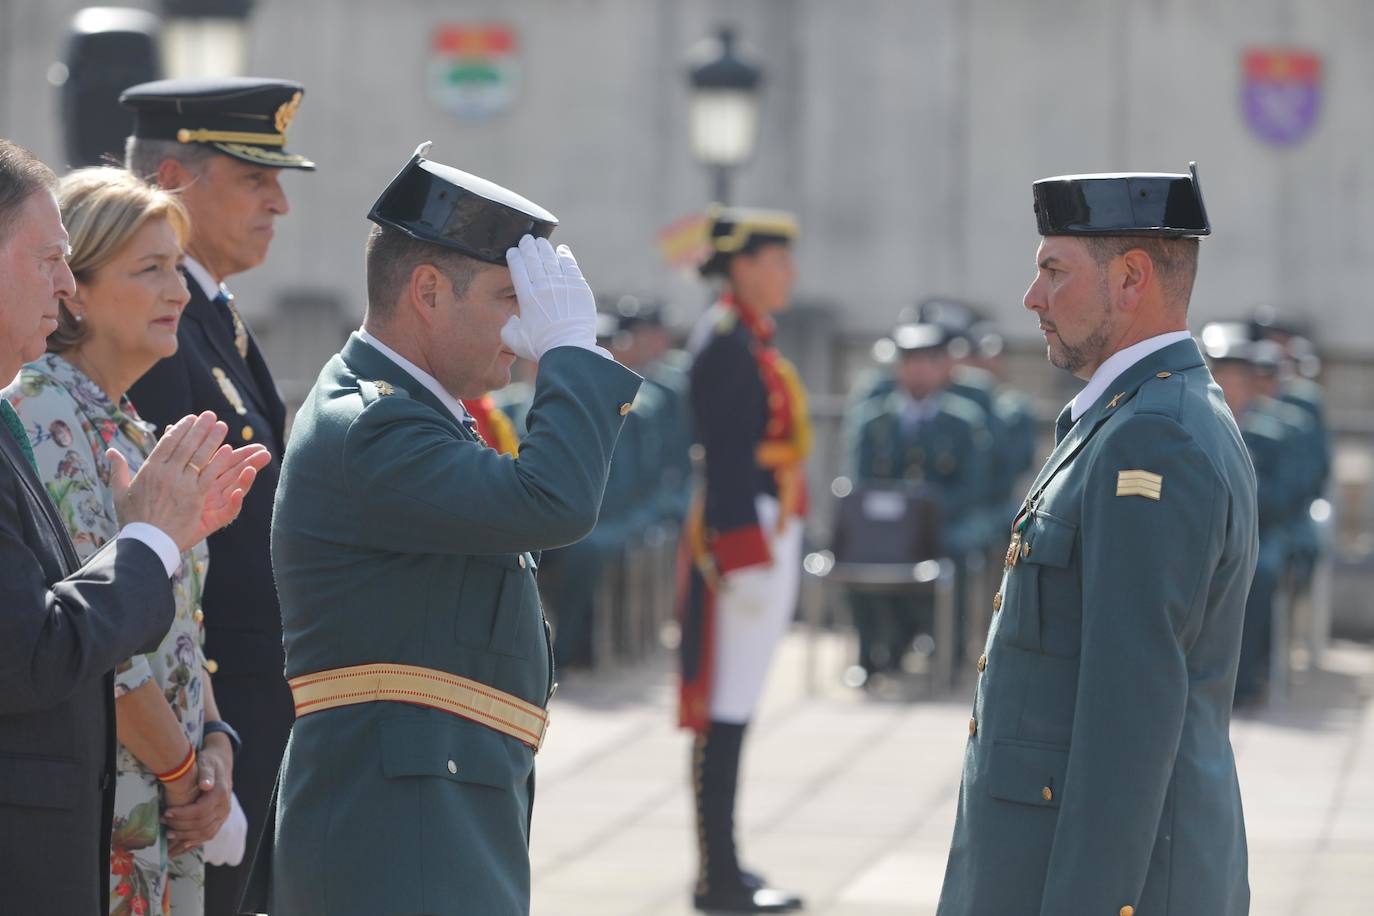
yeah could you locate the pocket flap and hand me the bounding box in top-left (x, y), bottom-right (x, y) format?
top-left (380, 712), bottom-right (529, 790)
top-left (988, 738), bottom-right (1068, 808)
top-left (1024, 512), bottom-right (1076, 568)
top-left (0, 753), bottom-right (79, 810)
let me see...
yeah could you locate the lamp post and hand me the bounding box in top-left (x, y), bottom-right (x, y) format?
top-left (160, 0), bottom-right (254, 78)
top-left (686, 25), bottom-right (762, 204)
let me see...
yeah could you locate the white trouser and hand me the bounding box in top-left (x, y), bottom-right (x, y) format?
top-left (710, 495), bottom-right (802, 723)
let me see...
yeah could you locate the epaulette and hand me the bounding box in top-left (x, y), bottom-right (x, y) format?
top-left (1133, 370), bottom-right (1185, 421)
top-left (358, 378), bottom-right (408, 403)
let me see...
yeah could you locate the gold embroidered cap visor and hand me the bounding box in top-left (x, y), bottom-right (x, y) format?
top-left (120, 76), bottom-right (316, 170)
top-left (367, 141), bottom-right (559, 264)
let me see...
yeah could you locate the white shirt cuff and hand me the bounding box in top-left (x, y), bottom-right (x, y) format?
top-left (117, 523), bottom-right (181, 578)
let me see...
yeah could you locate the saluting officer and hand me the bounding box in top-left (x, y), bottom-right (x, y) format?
top-left (242, 143), bottom-right (641, 915)
top-left (847, 322), bottom-right (991, 681)
top-left (938, 165), bottom-right (1257, 916)
top-left (118, 77), bottom-right (314, 915)
top-left (679, 207), bottom-right (807, 913)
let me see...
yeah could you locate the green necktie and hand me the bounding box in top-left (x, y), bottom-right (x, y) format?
top-left (0, 399), bottom-right (38, 472)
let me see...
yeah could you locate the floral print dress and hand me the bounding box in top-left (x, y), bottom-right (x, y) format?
top-left (4, 353), bottom-right (210, 916)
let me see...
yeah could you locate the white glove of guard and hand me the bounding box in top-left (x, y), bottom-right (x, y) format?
top-left (501, 235), bottom-right (599, 361)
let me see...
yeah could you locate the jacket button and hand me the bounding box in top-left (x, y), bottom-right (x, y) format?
top-left (518, 554), bottom-right (527, 569)
top-left (205, 659), bottom-right (219, 674)
top-left (1042, 786), bottom-right (1053, 801)
top-left (968, 717), bottom-right (977, 737)
top-left (976, 655), bottom-right (987, 673)
top-left (447, 759), bottom-right (457, 775)
top-left (992, 592), bottom-right (1002, 613)
top-left (193, 609), bottom-right (204, 624)
top-left (619, 403), bottom-right (632, 416)
top-left (241, 424), bottom-right (255, 441)
top-left (1121, 908), bottom-right (1135, 916)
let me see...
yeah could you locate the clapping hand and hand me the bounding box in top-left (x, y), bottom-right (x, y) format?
top-left (111, 411), bottom-right (271, 552)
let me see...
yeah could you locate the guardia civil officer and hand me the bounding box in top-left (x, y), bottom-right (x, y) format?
top-left (1202, 325), bottom-right (1309, 707)
top-left (242, 143), bottom-right (641, 916)
top-left (118, 77), bottom-right (314, 914)
top-left (938, 165), bottom-right (1257, 915)
top-left (679, 206), bottom-right (807, 913)
top-left (846, 323), bottom-right (991, 681)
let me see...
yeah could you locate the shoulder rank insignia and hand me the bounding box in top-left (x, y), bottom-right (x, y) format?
top-left (375, 380), bottom-right (395, 397)
top-left (1106, 391), bottom-right (1127, 410)
top-left (211, 367), bottom-right (248, 416)
top-left (1116, 469), bottom-right (1163, 500)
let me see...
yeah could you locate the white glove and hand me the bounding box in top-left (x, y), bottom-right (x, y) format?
top-left (502, 235), bottom-right (600, 361)
top-left (201, 791), bottom-right (247, 866)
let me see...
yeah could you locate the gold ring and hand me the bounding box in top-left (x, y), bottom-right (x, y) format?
top-left (188, 462), bottom-right (202, 474)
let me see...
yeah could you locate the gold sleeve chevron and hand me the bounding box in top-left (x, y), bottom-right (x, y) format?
top-left (1116, 469), bottom-right (1164, 500)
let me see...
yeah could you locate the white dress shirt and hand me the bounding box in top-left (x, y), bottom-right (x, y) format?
top-left (357, 327), bottom-right (472, 424)
top-left (182, 256), bottom-right (220, 302)
top-left (1069, 330), bottom-right (1193, 421)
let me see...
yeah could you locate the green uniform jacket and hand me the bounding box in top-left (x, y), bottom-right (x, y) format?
top-left (938, 339), bottom-right (1258, 915)
top-left (851, 390), bottom-right (992, 557)
top-left (246, 336), bottom-right (640, 916)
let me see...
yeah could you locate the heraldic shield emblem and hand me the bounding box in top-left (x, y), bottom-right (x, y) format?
top-left (428, 24), bottom-right (520, 120)
top-left (1242, 48), bottom-right (1322, 147)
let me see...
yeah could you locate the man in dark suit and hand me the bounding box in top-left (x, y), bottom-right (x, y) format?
top-left (0, 139), bottom-right (268, 914)
top-left (119, 77), bottom-right (315, 914)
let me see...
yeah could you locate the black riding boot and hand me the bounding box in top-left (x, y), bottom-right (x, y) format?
top-left (692, 722), bottom-right (803, 913)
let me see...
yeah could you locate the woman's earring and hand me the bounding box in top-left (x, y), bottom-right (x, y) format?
top-left (73, 313), bottom-right (84, 323)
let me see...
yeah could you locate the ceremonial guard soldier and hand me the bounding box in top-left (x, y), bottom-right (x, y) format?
top-left (679, 206), bottom-right (808, 913)
top-left (938, 165), bottom-right (1257, 916)
top-left (117, 77), bottom-right (314, 914)
top-left (243, 144), bottom-right (641, 915)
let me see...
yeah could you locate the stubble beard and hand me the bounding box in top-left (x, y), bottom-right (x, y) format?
top-left (1047, 281), bottom-right (1114, 375)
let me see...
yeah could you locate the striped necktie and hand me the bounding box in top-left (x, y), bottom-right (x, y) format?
top-left (0, 400), bottom-right (37, 471)
top-left (215, 286), bottom-right (249, 360)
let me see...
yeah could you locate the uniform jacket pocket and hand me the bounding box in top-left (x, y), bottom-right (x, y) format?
top-left (455, 553), bottom-right (539, 658)
top-left (380, 712), bottom-right (530, 791)
top-left (1002, 511), bottom-right (1077, 655)
top-left (988, 738), bottom-right (1068, 809)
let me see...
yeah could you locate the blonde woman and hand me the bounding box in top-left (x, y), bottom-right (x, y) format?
top-left (4, 167), bottom-right (263, 915)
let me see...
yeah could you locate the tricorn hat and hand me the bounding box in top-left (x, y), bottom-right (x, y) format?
top-left (1033, 162), bottom-right (1210, 238)
top-left (699, 205), bottom-right (798, 277)
top-left (368, 142), bottom-right (558, 264)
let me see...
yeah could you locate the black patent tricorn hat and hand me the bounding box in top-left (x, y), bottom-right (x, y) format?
top-left (1033, 162), bottom-right (1210, 238)
top-left (368, 142), bottom-right (558, 264)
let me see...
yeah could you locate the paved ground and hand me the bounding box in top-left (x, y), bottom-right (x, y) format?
top-left (529, 629), bottom-right (1374, 915)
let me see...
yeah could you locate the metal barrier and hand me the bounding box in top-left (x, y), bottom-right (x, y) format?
top-left (586, 528), bottom-right (680, 671)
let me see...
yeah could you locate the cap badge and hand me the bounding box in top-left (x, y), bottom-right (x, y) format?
top-left (275, 91), bottom-right (303, 133)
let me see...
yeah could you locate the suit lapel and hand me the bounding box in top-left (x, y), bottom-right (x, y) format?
top-left (340, 335), bottom-right (478, 444)
top-left (0, 423), bottom-right (80, 571)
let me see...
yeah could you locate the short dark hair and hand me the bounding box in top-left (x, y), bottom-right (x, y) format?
top-left (364, 224), bottom-right (482, 318)
top-left (1082, 235), bottom-right (1200, 307)
top-left (0, 139), bottom-right (58, 246)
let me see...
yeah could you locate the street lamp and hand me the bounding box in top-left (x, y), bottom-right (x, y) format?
top-left (160, 0), bottom-right (254, 78)
top-left (686, 25), bottom-right (762, 204)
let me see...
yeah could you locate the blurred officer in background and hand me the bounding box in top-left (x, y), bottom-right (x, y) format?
top-left (538, 311), bottom-right (663, 668)
top-left (846, 322), bottom-right (991, 684)
top-left (679, 206), bottom-right (808, 913)
top-left (119, 76), bottom-right (314, 916)
top-left (1203, 324), bottom-right (1309, 708)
